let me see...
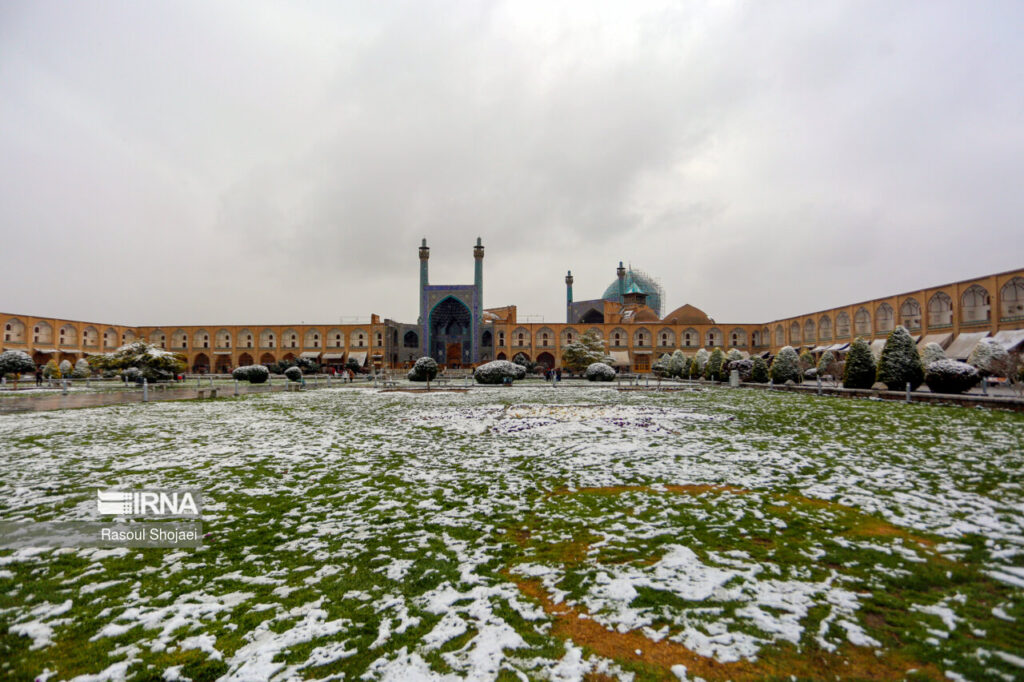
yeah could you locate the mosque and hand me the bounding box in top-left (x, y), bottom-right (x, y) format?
top-left (3, 238), bottom-right (1023, 374)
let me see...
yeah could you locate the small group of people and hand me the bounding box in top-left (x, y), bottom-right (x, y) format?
top-left (544, 367), bottom-right (562, 385)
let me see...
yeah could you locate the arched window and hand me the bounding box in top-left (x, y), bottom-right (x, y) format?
top-left (961, 285), bottom-right (990, 323)
top-left (854, 308), bottom-right (871, 336)
top-left (775, 325), bottom-right (785, 346)
top-left (790, 322), bottom-right (801, 344)
top-left (876, 303), bottom-right (894, 333)
top-left (835, 312), bottom-right (850, 338)
top-left (928, 292), bottom-right (953, 326)
top-left (819, 316), bottom-right (832, 340)
top-left (899, 299), bottom-right (921, 330)
top-left (1001, 277), bottom-right (1024, 319)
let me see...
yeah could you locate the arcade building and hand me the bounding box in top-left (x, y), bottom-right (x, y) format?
top-left (3, 239), bottom-right (1023, 374)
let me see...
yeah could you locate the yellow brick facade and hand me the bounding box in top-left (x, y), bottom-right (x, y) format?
top-left (4, 269), bottom-right (1023, 374)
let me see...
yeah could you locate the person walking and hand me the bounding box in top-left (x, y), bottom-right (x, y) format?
top-left (35, 367), bottom-right (43, 387)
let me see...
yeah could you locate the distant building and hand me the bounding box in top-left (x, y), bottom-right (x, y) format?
top-left (3, 240), bottom-right (1022, 374)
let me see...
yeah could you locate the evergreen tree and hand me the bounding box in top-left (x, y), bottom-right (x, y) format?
top-left (920, 342), bottom-right (946, 366)
top-left (968, 338), bottom-right (1010, 377)
top-left (691, 348), bottom-right (709, 378)
top-left (652, 354), bottom-right (672, 379)
top-left (668, 350), bottom-right (686, 378)
top-left (749, 356), bottom-right (765, 382)
top-left (843, 337), bottom-right (876, 389)
top-left (750, 355), bottom-right (769, 383)
top-left (876, 326), bottom-right (925, 390)
top-left (704, 348), bottom-right (725, 381)
top-left (560, 330), bottom-right (611, 374)
top-left (43, 359), bottom-right (61, 379)
top-left (770, 346), bottom-right (801, 384)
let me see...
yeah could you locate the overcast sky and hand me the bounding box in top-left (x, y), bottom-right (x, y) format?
top-left (1, 0), bottom-right (1022, 327)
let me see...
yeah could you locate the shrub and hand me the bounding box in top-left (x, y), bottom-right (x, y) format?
top-left (876, 326), bottom-right (925, 390)
top-left (843, 338), bottom-right (876, 389)
top-left (43, 359), bottom-right (61, 379)
top-left (925, 359), bottom-right (980, 394)
top-left (704, 348), bottom-right (725, 381)
top-left (726, 349), bottom-right (744, 364)
top-left (668, 350), bottom-right (687, 378)
top-left (803, 368), bottom-right (818, 380)
top-left (345, 358), bottom-right (362, 373)
top-left (407, 357), bottom-right (439, 382)
top-left (284, 366), bottom-right (303, 382)
top-left (584, 362), bottom-right (616, 382)
top-left (691, 349), bottom-right (709, 378)
top-left (474, 360), bottom-right (522, 385)
top-left (750, 356), bottom-right (769, 383)
top-left (920, 342), bottom-right (946, 366)
top-left (233, 365), bottom-right (269, 384)
top-left (729, 359), bottom-right (754, 382)
top-left (59, 359), bottom-right (73, 377)
top-left (72, 358), bottom-right (92, 379)
top-left (770, 346), bottom-right (801, 384)
top-left (968, 338), bottom-right (1010, 377)
top-left (122, 367), bottom-right (144, 383)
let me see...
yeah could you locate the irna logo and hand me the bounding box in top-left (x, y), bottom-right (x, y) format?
top-left (97, 490), bottom-right (201, 517)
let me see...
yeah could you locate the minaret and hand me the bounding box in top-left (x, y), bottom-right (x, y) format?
top-left (473, 237), bottom-right (485, 364)
top-left (616, 261), bottom-right (626, 303)
top-left (565, 270), bottom-right (574, 323)
top-left (418, 238), bottom-right (430, 326)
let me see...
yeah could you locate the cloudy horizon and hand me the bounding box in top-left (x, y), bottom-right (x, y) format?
top-left (1, 0), bottom-right (1022, 328)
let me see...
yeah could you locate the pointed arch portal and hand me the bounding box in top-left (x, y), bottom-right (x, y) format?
top-left (429, 296), bottom-right (473, 368)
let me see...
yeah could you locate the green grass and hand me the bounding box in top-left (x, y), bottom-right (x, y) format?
top-left (0, 386), bottom-right (1021, 681)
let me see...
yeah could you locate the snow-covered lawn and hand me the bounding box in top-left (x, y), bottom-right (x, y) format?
top-left (1, 386), bottom-right (1021, 681)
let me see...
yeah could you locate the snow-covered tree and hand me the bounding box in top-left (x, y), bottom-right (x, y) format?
top-left (968, 338), bottom-right (1010, 377)
top-left (843, 338), bottom-right (875, 389)
top-left (407, 357), bottom-right (439, 386)
top-left (770, 346), bottom-right (801, 384)
top-left (285, 366), bottom-right (303, 382)
top-left (920, 342), bottom-right (946, 366)
top-left (691, 349), bottom-right (709, 378)
top-left (560, 331), bottom-right (612, 374)
top-left (90, 341), bottom-right (185, 382)
top-left (924, 359), bottom-right (980, 394)
top-left (876, 326), bottom-right (924, 390)
top-left (0, 350), bottom-right (35, 388)
top-left (72, 358), bottom-right (92, 379)
top-left (59, 359), bottom-right (73, 378)
top-left (705, 348), bottom-right (726, 381)
top-left (474, 360), bottom-right (522, 384)
top-left (233, 365), bottom-right (269, 384)
top-left (652, 354), bottom-right (672, 379)
top-left (668, 350), bottom-right (686, 378)
top-left (726, 349), bottom-right (744, 364)
top-left (584, 362), bottom-right (616, 382)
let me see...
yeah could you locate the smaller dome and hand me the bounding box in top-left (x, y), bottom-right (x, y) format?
top-left (662, 303), bottom-right (712, 325)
